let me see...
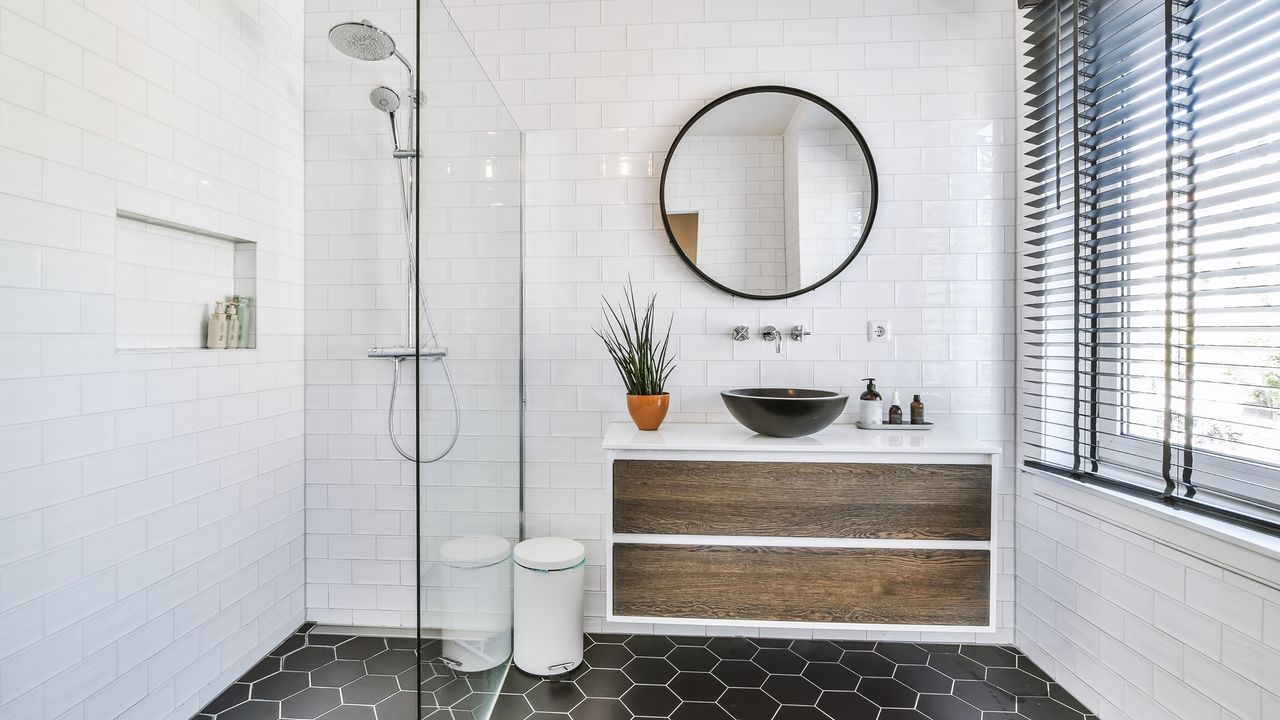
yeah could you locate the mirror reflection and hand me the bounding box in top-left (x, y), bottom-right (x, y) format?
top-left (662, 89), bottom-right (876, 298)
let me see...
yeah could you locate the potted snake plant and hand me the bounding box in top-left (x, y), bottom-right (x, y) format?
top-left (595, 282), bottom-right (677, 431)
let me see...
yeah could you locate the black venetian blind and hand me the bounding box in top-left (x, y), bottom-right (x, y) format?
top-left (1022, 0), bottom-right (1280, 527)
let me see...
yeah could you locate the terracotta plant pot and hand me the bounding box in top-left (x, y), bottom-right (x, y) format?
top-left (626, 393), bottom-right (670, 431)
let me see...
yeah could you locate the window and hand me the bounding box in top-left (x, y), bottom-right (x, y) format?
top-left (1022, 0), bottom-right (1280, 528)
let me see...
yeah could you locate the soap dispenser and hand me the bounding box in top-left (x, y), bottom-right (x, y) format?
top-left (206, 302), bottom-right (228, 349)
top-left (859, 378), bottom-right (882, 426)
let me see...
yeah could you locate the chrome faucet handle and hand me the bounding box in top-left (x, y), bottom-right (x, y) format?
top-left (731, 325), bottom-right (750, 341)
top-left (790, 324), bottom-right (812, 342)
top-left (761, 325), bottom-right (782, 353)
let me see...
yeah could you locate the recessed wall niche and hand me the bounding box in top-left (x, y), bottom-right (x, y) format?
top-left (114, 211), bottom-right (257, 351)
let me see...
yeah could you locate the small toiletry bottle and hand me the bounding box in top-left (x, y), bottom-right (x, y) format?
top-left (236, 295), bottom-right (252, 349)
top-left (910, 394), bottom-right (925, 424)
top-left (888, 392), bottom-right (903, 425)
top-left (226, 301), bottom-right (240, 348)
top-left (207, 302), bottom-right (228, 349)
top-left (859, 378), bottom-right (882, 426)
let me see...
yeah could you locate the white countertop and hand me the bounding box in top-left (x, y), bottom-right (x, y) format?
top-left (603, 422), bottom-right (1002, 455)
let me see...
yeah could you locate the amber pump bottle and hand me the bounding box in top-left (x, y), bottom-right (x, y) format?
top-left (910, 394), bottom-right (925, 424)
top-left (858, 378), bottom-right (882, 426)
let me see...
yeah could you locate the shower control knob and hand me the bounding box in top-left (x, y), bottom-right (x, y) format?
top-left (731, 326), bottom-right (750, 341)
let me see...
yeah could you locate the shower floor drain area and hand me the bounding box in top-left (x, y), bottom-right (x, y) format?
top-left (192, 623), bottom-right (505, 720)
top-left (490, 634), bottom-right (1097, 720)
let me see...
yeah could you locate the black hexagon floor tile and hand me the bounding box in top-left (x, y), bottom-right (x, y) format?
top-left (856, 676), bottom-right (919, 709)
top-left (762, 674), bottom-right (821, 706)
top-left (623, 635), bottom-right (675, 658)
top-left (789, 640), bottom-right (841, 663)
top-left (341, 675), bottom-right (400, 705)
top-left (243, 659), bottom-right (281, 683)
top-left (953, 678), bottom-right (1018, 711)
top-left (371, 691), bottom-right (415, 720)
top-left (433, 678), bottom-right (474, 707)
top-left (283, 647), bottom-right (336, 672)
top-left (717, 687), bottom-right (779, 720)
top-left (665, 645), bottom-right (718, 672)
top-left (576, 668), bottom-right (632, 699)
top-left (711, 660), bottom-right (768, 688)
top-left (894, 664), bottom-right (953, 694)
top-left (667, 635), bottom-right (712, 646)
top-left (960, 644), bottom-right (1018, 668)
top-left (773, 705), bottom-right (831, 720)
top-left (802, 662), bottom-right (858, 691)
top-left (619, 684), bottom-right (679, 716)
top-left (817, 689), bottom-right (881, 719)
top-left (917, 692), bottom-right (982, 720)
top-left (839, 650), bottom-right (896, 677)
top-left (312, 661), bottom-right (367, 688)
top-left (314, 705), bottom-right (374, 720)
top-left (926, 652), bottom-right (987, 681)
top-left (875, 642), bottom-right (929, 665)
top-left (221, 700), bottom-right (280, 720)
top-left (280, 687), bottom-right (340, 719)
top-left (364, 649), bottom-right (417, 675)
top-left (199, 626), bottom-right (1096, 720)
top-left (988, 666), bottom-right (1051, 697)
top-left (621, 656), bottom-right (678, 685)
top-left (335, 637), bottom-right (387, 661)
top-left (252, 671), bottom-right (310, 701)
top-left (707, 637), bottom-right (757, 660)
top-left (752, 648), bottom-right (805, 674)
top-left (583, 643), bottom-right (634, 670)
top-left (490, 694), bottom-right (534, 720)
top-left (569, 698), bottom-right (631, 720)
top-left (525, 681), bottom-right (585, 713)
top-left (668, 671), bottom-right (726, 702)
top-left (671, 701), bottom-right (732, 720)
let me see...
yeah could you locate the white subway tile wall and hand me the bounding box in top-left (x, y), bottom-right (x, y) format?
top-left (430, 0), bottom-right (1020, 642)
top-left (1014, 481), bottom-right (1280, 720)
top-left (0, 0), bottom-right (306, 719)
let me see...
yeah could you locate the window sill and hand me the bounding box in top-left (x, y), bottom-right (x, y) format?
top-left (1025, 468), bottom-right (1280, 584)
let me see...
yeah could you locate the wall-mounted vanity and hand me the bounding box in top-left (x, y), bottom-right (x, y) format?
top-left (603, 423), bottom-right (1000, 633)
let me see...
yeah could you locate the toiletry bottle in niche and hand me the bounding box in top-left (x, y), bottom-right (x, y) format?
top-left (859, 378), bottom-right (882, 426)
top-left (207, 302), bottom-right (228, 349)
top-left (910, 394), bottom-right (925, 424)
top-left (235, 295), bottom-right (252, 349)
top-left (888, 391), bottom-right (903, 425)
top-left (226, 300), bottom-right (240, 348)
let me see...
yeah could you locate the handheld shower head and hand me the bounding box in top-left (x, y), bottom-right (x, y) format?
top-left (370, 86), bottom-right (403, 151)
top-left (369, 86), bottom-right (401, 113)
top-left (328, 20), bottom-right (397, 62)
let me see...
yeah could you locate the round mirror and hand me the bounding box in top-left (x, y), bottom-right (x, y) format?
top-left (660, 86), bottom-right (878, 299)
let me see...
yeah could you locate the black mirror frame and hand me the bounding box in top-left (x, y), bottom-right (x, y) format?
top-left (659, 85), bottom-right (879, 301)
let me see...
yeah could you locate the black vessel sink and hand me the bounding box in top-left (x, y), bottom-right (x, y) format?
top-left (721, 388), bottom-right (849, 438)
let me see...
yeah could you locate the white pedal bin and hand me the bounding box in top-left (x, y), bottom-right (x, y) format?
top-left (437, 535), bottom-right (513, 672)
top-left (513, 537), bottom-right (586, 676)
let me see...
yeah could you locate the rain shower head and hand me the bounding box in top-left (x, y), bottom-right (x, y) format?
top-left (370, 86), bottom-right (401, 113)
top-left (329, 21), bottom-right (397, 62)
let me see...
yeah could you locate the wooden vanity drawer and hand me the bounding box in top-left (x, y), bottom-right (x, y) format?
top-left (612, 460), bottom-right (991, 540)
top-left (612, 543), bottom-right (990, 626)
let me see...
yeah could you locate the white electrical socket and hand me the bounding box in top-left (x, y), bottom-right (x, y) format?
top-left (867, 320), bottom-right (890, 342)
